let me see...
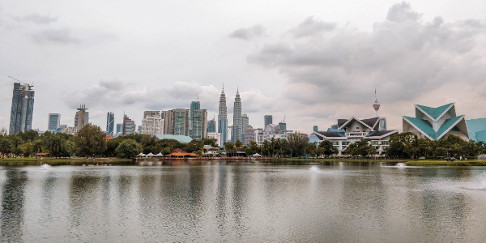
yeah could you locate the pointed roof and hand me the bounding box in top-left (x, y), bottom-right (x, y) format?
top-left (361, 117), bottom-right (380, 129)
top-left (403, 115), bottom-right (466, 140)
top-left (416, 103), bottom-right (454, 120)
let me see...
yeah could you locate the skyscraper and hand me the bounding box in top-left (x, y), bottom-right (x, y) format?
top-left (264, 115), bottom-right (272, 129)
top-left (241, 113), bottom-right (249, 144)
top-left (189, 100), bottom-right (200, 137)
top-left (232, 88), bottom-right (242, 143)
top-left (116, 123), bottom-right (123, 134)
top-left (207, 118), bottom-right (216, 133)
top-left (191, 109), bottom-right (207, 140)
top-left (142, 111), bottom-right (163, 136)
top-left (162, 109), bottom-right (190, 136)
top-left (48, 113), bottom-right (61, 132)
top-left (218, 87), bottom-right (228, 147)
top-left (106, 112), bottom-right (115, 137)
top-left (9, 82), bottom-right (35, 135)
top-left (74, 104), bottom-right (89, 131)
top-left (122, 114), bottom-right (136, 135)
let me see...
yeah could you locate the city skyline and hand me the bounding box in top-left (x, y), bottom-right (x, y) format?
top-left (0, 1), bottom-right (485, 133)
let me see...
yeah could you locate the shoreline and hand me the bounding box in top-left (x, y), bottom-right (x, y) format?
top-left (2, 157), bottom-right (486, 166)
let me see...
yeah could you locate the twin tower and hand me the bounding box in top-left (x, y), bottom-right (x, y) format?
top-left (218, 87), bottom-right (243, 147)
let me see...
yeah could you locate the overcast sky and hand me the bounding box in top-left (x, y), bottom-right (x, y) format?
top-left (1, 0), bottom-right (485, 133)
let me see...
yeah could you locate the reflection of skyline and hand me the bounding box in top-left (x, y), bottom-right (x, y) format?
top-left (1, 169), bottom-right (27, 241)
top-left (0, 164), bottom-right (485, 242)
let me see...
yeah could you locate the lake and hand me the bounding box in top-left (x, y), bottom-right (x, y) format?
top-left (1, 161), bottom-right (486, 242)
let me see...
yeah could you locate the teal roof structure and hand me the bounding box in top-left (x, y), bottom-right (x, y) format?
top-left (416, 103), bottom-right (453, 120)
top-left (404, 115), bottom-right (464, 140)
top-left (403, 116), bottom-right (437, 139)
top-left (466, 118), bottom-right (486, 142)
top-left (154, 134), bottom-right (193, 143)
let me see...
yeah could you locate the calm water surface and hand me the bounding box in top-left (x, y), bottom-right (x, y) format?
top-left (1, 162), bottom-right (486, 242)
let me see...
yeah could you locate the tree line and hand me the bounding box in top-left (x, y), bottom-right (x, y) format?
top-left (1, 125), bottom-right (484, 159)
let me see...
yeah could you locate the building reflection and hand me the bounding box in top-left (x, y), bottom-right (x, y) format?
top-left (1, 169), bottom-right (27, 240)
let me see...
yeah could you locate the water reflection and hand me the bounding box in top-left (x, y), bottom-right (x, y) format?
top-left (1, 169), bottom-right (27, 240)
top-left (0, 163), bottom-right (485, 242)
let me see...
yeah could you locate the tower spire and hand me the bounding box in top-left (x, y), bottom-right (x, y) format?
top-left (373, 88), bottom-right (381, 117)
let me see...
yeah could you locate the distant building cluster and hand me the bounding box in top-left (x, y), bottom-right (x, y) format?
top-left (7, 81), bottom-right (486, 154)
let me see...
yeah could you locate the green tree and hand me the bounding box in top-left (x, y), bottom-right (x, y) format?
top-left (346, 139), bottom-right (377, 157)
top-left (154, 139), bottom-right (183, 155)
top-left (115, 139), bottom-right (142, 158)
top-left (183, 140), bottom-right (204, 153)
top-left (202, 138), bottom-right (218, 147)
top-left (287, 133), bottom-right (308, 157)
top-left (0, 136), bottom-right (12, 155)
top-left (224, 142), bottom-right (235, 154)
top-left (235, 140), bottom-right (243, 148)
top-left (388, 132), bottom-right (418, 158)
top-left (318, 140), bottom-right (337, 156)
top-left (74, 124), bottom-right (107, 157)
top-left (20, 140), bottom-right (34, 157)
top-left (245, 141), bottom-right (260, 156)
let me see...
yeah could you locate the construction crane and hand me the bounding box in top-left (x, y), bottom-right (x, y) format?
top-left (8, 76), bottom-right (34, 87)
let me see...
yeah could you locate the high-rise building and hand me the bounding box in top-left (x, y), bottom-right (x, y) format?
top-left (218, 87), bottom-right (228, 147)
top-left (142, 111), bottom-right (163, 136)
top-left (279, 122), bottom-right (287, 133)
top-left (116, 123), bottom-right (123, 134)
top-left (122, 114), bottom-right (136, 135)
top-left (264, 115), bottom-right (272, 129)
top-left (106, 112), bottom-right (114, 136)
top-left (48, 113), bottom-right (61, 132)
top-left (162, 109), bottom-right (190, 136)
top-left (313, 126), bottom-right (318, 132)
top-left (9, 82), bottom-right (35, 135)
top-left (241, 113), bottom-right (249, 144)
top-left (191, 109), bottom-right (207, 140)
top-left (74, 104), bottom-right (89, 131)
top-left (232, 88), bottom-right (242, 143)
top-left (189, 100), bottom-right (200, 136)
top-left (244, 125), bottom-right (255, 145)
top-left (207, 118), bottom-right (216, 133)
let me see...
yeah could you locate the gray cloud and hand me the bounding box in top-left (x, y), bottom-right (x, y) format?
top-left (290, 16), bottom-right (336, 38)
top-left (230, 25), bottom-right (266, 40)
top-left (386, 2), bottom-right (422, 23)
top-left (14, 13), bottom-right (58, 24)
top-left (30, 28), bottom-right (79, 44)
top-left (249, 2), bottom-right (486, 108)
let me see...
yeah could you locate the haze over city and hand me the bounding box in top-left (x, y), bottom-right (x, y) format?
top-left (1, 0), bottom-right (485, 132)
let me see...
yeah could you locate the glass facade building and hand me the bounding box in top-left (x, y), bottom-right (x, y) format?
top-left (9, 83), bottom-right (35, 135)
top-left (106, 112), bottom-right (114, 136)
top-left (48, 113), bottom-right (61, 132)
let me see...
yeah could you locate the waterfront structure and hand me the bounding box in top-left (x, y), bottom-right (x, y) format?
top-left (9, 82), bottom-right (35, 135)
top-left (312, 117), bottom-right (397, 155)
top-left (48, 113), bottom-right (61, 132)
top-left (264, 115), bottom-right (272, 129)
top-left (466, 118), bottom-right (486, 143)
top-left (142, 111), bottom-right (163, 136)
top-left (206, 132), bottom-right (221, 146)
top-left (402, 103), bottom-right (469, 141)
top-left (106, 112), bottom-right (114, 136)
top-left (162, 109), bottom-right (190, 136)
top-left (122, 114), bottom-right (136, 135)
top-left (191, 109), bottom-right (207, 140)
top-left (232, 89), bottom-right (242, 143)
top-left (74, 104), bottom-right (89, 131)
top-left (218, 88), bottom-right (228, 147)
top-left (207, 118), bottom-right (216, 133)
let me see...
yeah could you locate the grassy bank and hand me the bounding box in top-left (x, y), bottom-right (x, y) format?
top-left (405, 160), bottom-right (486, 166)
top-left (269, 158), bottom-right (405, 163)
top-left (0, 157), bottom-right (134, 166)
